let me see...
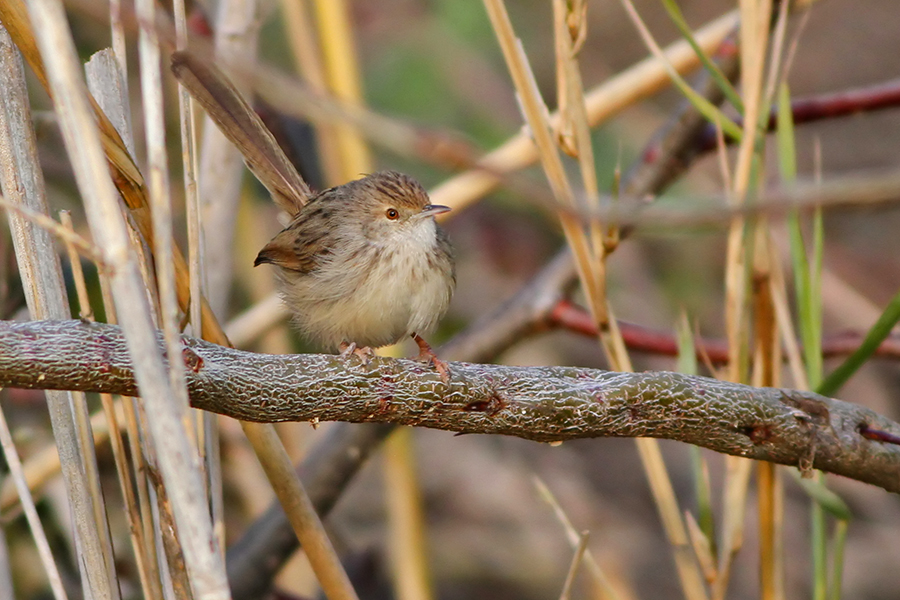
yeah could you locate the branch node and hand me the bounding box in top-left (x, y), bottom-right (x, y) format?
top-left (182, 346), bottom-right (204, 372)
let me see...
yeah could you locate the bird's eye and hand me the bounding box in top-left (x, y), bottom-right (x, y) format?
top-left (385, 208), bottom-right (399, 220)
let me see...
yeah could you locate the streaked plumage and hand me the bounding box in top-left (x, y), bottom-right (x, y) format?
top-left (255, 171), bottom-right (455, 350)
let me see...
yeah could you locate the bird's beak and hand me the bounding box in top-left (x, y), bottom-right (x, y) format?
top-left (416, 204), bottom-right (452, 219)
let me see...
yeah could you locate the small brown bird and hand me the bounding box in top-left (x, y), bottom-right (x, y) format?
top-left (254, 171), bottom-right (455, 376)
top-left (170, 51), bottom-right (456, 379)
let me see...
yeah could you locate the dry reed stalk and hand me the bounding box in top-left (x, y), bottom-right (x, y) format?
top-left (715, 1), bottom-right (775, 598)
top-left (553, 5), bottom-right (709, 595)
top-left (26, 0), bottom-right (231, 596)
top-left (85, 51), bottom-right (171, 595)
top-left (751, 226), bottom-right (784, 600)
top-left (533, 476), bottom-right (626, 600)
top-left (384, 428), bottom-right (435, 600)
top-left (712, 458), bottom-right (753, 600)
top-left (757, 460), bottom-right (782, 600)
top-left (109, 0), bottom-right (126, 77)
top-left (634, 436), bottom-right (709, 600)
top-left (312, 0), bottom-right (373, 177)
top-left (685, 512), bottom-right (718, 584)
top-left (0, 22), bottom-right (120, 599)
top-left (279, 0), bottom-right (342, 184)
top-left (237, 419), bottom-right (363, 600)
top-left (482, 0), bottom-right (600, 312)
top-left (98, 188), bottom-right (193, 600)
top-left (552, 0), bottom-right (611, 330)
top-left (198, 0), bottom-right (262, 319)
top-left (85, 49), bottom-right (159, 317)
top-left (558, 531), bottom-right (590, 600)
top-left (483, 2), bottom-right (715, 598)
top-left (136, 0), bottom-right (193, 419)
top-left (429, 10), bottom-right (740, 212)
top-left (558, 2), bottom-right (714, 597)
top-left (756, 9), bottom-right (803, 595)
top-left (242, 423), bottom-right (361, 600)
top-left (173, 0), bottom-right (225, 556)
top-left (0, 408), bottom-right (68, 600)
top-left (770, 253), bottom-right (810, 389)
top-left (62, 211), bottom-right (165, 600)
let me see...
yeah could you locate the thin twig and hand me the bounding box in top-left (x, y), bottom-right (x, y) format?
top-left (558, 530), bottom-right (590, 600)
top-left (546, 300), bottom-right (900, 363)
top-left (534, 477), bottom-right (622, 600)
top-left (0, 405), bottom-right (68, 600)
top-left (0, 197), bottom-right (106, 267)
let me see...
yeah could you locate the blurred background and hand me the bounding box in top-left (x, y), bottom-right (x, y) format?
top-left (2, 0), bottom-right (900, 599)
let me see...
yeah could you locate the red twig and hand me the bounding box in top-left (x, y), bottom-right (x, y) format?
top-left (689, 79), bottom-right (900, 154)
top-left (547, 299), bottom-right (900, 364)
top-left (859, 424), bottom-right (900, 446)
top-left (782, 78), bottom-right (900, 124)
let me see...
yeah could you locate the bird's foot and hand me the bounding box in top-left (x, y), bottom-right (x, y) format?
top-left (412, 333), bottom-right (450, 383)
top-left (339, 341), bottom-right (374, 364)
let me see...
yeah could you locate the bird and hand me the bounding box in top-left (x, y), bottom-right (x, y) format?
top-left (171, 51), bottom-right (455, 380)
top-left (254, 170), bottom-right (455, 379)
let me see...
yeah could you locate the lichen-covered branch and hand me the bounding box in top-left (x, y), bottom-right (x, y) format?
top-left (2, 319), bottom-right (899, 493)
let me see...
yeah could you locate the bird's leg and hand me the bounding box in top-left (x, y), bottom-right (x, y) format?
top-left (339, 341), bottom-right (374, 364)
top-left (411, 333), bottom-right (450, 383)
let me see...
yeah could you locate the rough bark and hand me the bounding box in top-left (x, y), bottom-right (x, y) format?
top-left (1, 319), bottom-right (899, 493)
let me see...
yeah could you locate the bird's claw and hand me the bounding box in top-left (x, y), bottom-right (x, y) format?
top-left (412, 333), bottom-right (451, 384)
top-left (339, 341), bottom-right (374, 365)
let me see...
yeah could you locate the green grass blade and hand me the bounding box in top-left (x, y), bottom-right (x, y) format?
top-left (817, 288), bottom-right (900, 397)
top-left (661, 0), bottom-right (743, 113)
top-left (675, 315), bottom-right (717, 552)
top-left (682, 85), bottom-right (744, 142)
top-left (777, 80), bottom-right (833, 599)
top-left (828, 519), bottom-right (849, 600)
top-left (675, 312), bottom-right (698, 376)
top-left (778, 81), bottom-right (824, 387)
top-left (776, 83), bottom-right (796, 181)
top-left (788, 471), bottom-right (852, 520)
top-left (621, 0), bottom-right (743, 141)
top-left (811, 495), bottom-right (827, 600)
top-left (809, 204), bottom-right (824, 383)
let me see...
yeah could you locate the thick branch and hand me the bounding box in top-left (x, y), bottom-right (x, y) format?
top-left (1, 319), bottom-right (899, 493)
